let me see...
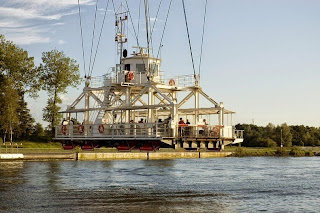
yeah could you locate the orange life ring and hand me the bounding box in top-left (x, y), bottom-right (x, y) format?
top-left (61, 125), bottom-right (67, 135)
top-left (169, 79), bottom-right (175, 86)
top-left (78, 125), bottom-right (84, 134)
top-left (98, 124), bottom-right (105, 133)
top-left (212, 126), bottom-right (220, 135)
top-left (127, 71), bottom-right (134, 81)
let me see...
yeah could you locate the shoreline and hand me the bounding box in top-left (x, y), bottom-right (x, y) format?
top-left (0, 151), bottom-right (233, 161)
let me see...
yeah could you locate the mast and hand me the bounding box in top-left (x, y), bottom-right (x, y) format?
top-left (144, 0), bottom-right (150, 57)
top-left (115, 1), bottom-right (128, 63)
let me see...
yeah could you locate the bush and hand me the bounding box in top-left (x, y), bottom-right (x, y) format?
top-left (289, 146), bottom-right (305, 157)
top-left (233, 147), bottom-right (247, 157)
top-left (305, 151), bottom-right (314, 157)
top-left (275, 147), bottom-right (289, 156)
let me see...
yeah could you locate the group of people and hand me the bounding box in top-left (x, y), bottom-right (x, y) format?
top-left (178, 118), bottom-right (207, 126)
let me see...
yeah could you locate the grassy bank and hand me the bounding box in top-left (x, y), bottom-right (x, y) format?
top-left (1, 141), bottom-right (319, 157)
top-left (228, 146), bottom-right (319, 157)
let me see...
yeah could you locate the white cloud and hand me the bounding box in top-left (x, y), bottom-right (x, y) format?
top-left (58, 40), bottom-right (66, 45)
top-left (0, 0), bottom-right (94, 45)
top-left (8, 0), bottom-right (94, 11)
top-left (0, 19), bottom-right (25, 28)
top-left (5, 27), bottom-right (51, 45)
top-left (0, 7), bottom-right (62, 20)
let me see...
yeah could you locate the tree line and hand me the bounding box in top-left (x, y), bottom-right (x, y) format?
top-left (0, 35), bottom-right (80, 143)
top-left (236, 123), bottom-right (320, 147)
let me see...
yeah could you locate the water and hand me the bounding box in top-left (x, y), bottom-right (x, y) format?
top-left (0, 157), bottom-right (319, 212)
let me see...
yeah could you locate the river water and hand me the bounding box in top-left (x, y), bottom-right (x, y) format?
top-left (0, 157), bottom-right (319, 212)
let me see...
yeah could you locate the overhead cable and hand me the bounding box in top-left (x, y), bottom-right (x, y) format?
top-left (198, 0), bottom-right (208, 77)
top-left (155, 0), bottom-right (173, 64)
top-left (88, 0), bottom-right (100, 76)
top-left (181, 0), bottom-right (196, 79)
top-left (90, 0), bottom-right (111, 76)
top-left (77, 0), bottom-right (87, 77)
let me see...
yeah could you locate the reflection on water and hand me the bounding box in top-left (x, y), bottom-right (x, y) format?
top-left (0, 157), bottom-right (320, 212)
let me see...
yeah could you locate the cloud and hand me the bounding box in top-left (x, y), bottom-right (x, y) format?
top-left (0, 7), bottom-right (62, 20)
top-left (0, 19), bottom-right (25, 28)
top-left (0, 0), bottom-right (94, 45)
top-left (4, 27), bottom-right (51, 45)
top-left (58, 40), bottom-right (66, 45)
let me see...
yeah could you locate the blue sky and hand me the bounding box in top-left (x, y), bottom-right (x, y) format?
top-left (1, 0), bottom-right (320, 127)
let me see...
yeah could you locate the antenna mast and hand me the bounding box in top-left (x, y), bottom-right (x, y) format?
top-left (115, 1), bottom-right (128, 62)
top-left (144, 0), bottom-right (150, 56)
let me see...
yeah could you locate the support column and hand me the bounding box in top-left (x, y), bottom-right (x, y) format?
top-left (148, 86), bottom-right (153, 123)
top-left (125, 87), bottom-right (130, 123)
top-left (84, 91), bottom-right (90, 125)
top-left (219, 102), bottom-right (224, 137)
top-left (194, 88), bottom-right (199, 125)
top-left (171, 91), bottom-right (178, 138)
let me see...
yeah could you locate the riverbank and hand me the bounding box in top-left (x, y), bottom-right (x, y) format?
top-left (230, 146), bottom-right (320, 157)
top-left (0, 151), bottom-right (232, 161)
top-left (1, 142), bottom-right (320, 161)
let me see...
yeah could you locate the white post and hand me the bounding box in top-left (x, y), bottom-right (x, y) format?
top-left (194, 88), bottom-right (199, 125)
top-left (171, 91), bottom-right (178, 138)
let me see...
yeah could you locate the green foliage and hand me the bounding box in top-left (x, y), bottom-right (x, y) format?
top-left (275, 147), bottom-right (289, 156)
top-left (0, 76), bottom-right (19, 142)
top-left (232, 147), bottom-right (277, 157)
top-left (0, 35), bottom-right (40, 142)
top-left (29, 123), bottom-right (51, 142)
top-left (0, 34), bottom-right (40, 97)
top-left (236, 123), bottom-right (294, 148)
top-left (289, 146), bottom-right (305, 157)
top-left (42, 97), bottom-right (63, 129)
top-left (40, 50), bottom-right (80, 134)
top-left (15, 92), bottom-right (35, 140)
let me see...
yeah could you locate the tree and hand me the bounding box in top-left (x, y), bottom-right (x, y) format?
top-left (15, 92), bottom-right (35, 140)
top-left (40, 50), bottom-right (81, 135)
top-left (0, 34), bottom-right (40, 97)
top-left (0, 35), bottom-right (40, 142)
top-left (0, 76), bottom-right (19, 142)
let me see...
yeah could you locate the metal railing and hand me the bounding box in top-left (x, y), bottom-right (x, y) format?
top-left (55, 123), bottom-right (170, 139)
top-left (165, 74), bottom-right (197, 87)
top-left (55, 123), bottom-right (244, 140)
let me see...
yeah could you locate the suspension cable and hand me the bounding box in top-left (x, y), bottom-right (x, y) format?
top-left (154, 0), bottom-right (173, 70)
top-left (89, 0), bottom-right (111, 76)
top-left (137, 0), bottom-right (142, 46)
top-left (198, 0), bottom-right (208, 77)
top-left (124, 0), bottom-right (146, 67)
top-left (88, 0), bottom-right (100, 76)
top-left (150, 0), bottom-right (163, 39)
top-left (181, 0), bottom-right (196, 79)
top-left (77, 0), bottom-right (87, 77)
top-left (147, 1), bottom-right (153, 55)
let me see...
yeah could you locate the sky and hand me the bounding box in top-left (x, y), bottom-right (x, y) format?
top-left (0, 0), bottom-right (320, 127)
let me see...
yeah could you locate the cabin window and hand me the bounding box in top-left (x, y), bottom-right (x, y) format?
top-left (150, 63), bottom-right (159, 76)
top-left (136, 64), bottom-right (145, 73)
top-left (124, 64), bottom-right (130, 71)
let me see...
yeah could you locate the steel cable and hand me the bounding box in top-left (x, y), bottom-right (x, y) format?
top-left (181, 0), bottom-right (196, 79)
top-left (77, 0), bottom-right (87, 77)
top-left (199, 0), bottom-right (208, 77)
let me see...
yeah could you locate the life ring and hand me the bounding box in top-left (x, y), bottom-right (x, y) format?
top-left (169, 79), bottom-right (175, 86)
top-left (78, 125), bottom-right (84, 134)
top-left (212, 126), bottom-right (220, 135)
top-left (61, 125), bottom-right (67, 135)
top-left (127, 71), bottom-right (134, 81)
top-left (98, 124), bottom-right (105, 134)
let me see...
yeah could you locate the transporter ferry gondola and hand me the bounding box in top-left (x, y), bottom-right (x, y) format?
top-left (55, 1), bottom-right (244, 151)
